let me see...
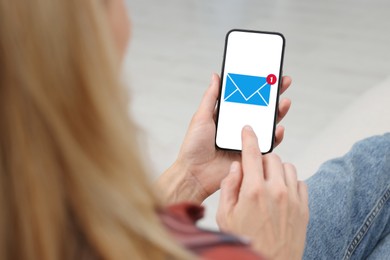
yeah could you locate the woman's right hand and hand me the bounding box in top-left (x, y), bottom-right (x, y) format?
top-left (217, 126), bottom-right (309, 260)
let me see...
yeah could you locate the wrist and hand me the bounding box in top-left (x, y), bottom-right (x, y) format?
top-left (156, 161), bottom-right (207, 205)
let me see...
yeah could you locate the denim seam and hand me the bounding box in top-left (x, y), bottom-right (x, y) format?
top-left (343, 185), bottom-right (390, 260)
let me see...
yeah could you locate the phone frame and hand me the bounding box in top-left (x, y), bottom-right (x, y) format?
top-left (215, 29), bottom-right (286, 154)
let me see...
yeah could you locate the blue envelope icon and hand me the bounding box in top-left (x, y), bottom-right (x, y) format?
top-left (224, 73), bottom-right (271, 106)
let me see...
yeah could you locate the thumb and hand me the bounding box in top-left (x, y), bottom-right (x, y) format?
top-left (197, 73), bottom-right (220, 116)
top-left (217, 162), bottom-right (242, 226)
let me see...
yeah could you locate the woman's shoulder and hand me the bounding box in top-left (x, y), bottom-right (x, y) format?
top-left (159, 203), bottom-right (263, 260)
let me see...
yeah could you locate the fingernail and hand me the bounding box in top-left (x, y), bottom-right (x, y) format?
top-left (243, 125), bottom-right (253, 132)
top-left (211, 73), bottom-right (216, 83)
top-left (230, 161), bottom-right (240, 173)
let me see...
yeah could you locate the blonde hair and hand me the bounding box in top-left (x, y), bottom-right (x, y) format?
top-left (0, 0), bottom-right (191, 259)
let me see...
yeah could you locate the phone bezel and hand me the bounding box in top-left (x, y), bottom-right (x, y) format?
top-left (215, 29), bottom-right (286, 154)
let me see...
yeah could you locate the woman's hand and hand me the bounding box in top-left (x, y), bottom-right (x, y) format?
top-left (217, 126), bottom-right (309, 260)
top-left (156, 74), bottom-right (292, 204)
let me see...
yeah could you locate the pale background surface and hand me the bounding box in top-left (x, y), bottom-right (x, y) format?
top-left (123, 0), bottom-right (390, 229)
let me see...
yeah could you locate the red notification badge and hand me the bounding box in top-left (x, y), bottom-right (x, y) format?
top-left (266, 74), bottom-right (277, 85)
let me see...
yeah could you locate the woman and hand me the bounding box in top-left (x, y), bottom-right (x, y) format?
top-left (3, 0), bottom-right (388, 259)
top-left (0, 0), bottom-right (190, 258)
top-left (0, 0), bottom-right (307, 259)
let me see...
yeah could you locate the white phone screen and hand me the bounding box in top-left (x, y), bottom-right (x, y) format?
top-left (215, 30), bottom-right (285, 153)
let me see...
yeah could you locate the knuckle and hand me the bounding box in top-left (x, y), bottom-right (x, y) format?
top-left (265, 153), bottom-right (282, 163)
top-left (243, 186), bottom-right (263, 200)
top-left (289, 196), bottom-right (300, 208)
top-left (274, 187), bottom-right (288, 204)
top-left (284, 162), bottom-right (296, 170)
top-left (284, 162), bottom-right (297, 174)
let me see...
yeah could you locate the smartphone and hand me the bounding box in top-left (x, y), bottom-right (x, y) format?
top-left (215, 29), bottom-right (285, 153)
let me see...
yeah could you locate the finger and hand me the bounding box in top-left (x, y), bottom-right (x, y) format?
top-left (262, 153), bottom-right (285, 184)
top-left (284, 163), bottom-right (299, 195)
top-left (276, 98), bottom-right (291, 124)
top-left (219, 161), bottom-right (243, 209)
top-left (241, 126), bottom-right (264, 189)
top-left (279, 76), bottom-right (292, 95)
top-left (298, 181), bottom-right (309, 205)
top-left (197, 73), bottom-right (220, 117)
top-left (273, 125), bottom-right (285, 148)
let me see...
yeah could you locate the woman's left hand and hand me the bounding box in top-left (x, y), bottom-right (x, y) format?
top-left (156, 73), bottom-right (292, 204)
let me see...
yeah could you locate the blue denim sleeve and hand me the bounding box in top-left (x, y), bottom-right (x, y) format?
top-left (303, 133), bottom-right (390, 260)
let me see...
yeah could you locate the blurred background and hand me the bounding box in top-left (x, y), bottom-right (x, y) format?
top-left (124, 0), bottom-right (390, 228)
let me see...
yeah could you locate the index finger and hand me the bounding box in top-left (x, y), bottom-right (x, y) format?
top-left (241, 126), bottom-right (264, 189)
top-left (279, 76), bottom-right (292, 95)
top-left (197, 73), bottom-right (220, 116)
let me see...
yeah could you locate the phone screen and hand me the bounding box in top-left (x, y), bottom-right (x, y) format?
top-left (215, 30), bottom-right (285, 153)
